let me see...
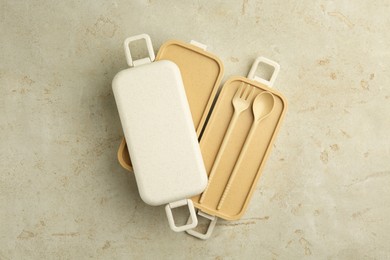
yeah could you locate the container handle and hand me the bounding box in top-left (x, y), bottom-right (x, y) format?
top-left (123, 34), bottom-right (155, 67)
top-left (186, 210), bottom-right (217, 240)
top-left (165, 199), bottom-right (198, 232)
top-left (247, 56), bottom-right (280, 87)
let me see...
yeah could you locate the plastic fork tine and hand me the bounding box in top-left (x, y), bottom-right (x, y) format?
top-left (242, 84), bottom-right (251, 99)
top-left (246, 87), bottom-right (255, 100)
top-left (234, 83), bottom-right (245, 98)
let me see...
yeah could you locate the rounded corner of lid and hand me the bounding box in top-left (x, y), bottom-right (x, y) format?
top-left (278, 93), bottom-right (288, 110)
top-left (163, 39), bottom-right (181, 47)
top-left (160, 60), bottom-right (181, 75)
top-left (159, 39), bottom-right (224, 76)
top-left (199, 174), bottom-right (208, 191)
top-left (112, 70), bottom-right (127, 87)
top-left (213, 55), bottom-right (224, 74)
top-left (139, 191), bottom-right (160, 206)
top-left (265, 87), bottom-right (288, 112)
top-left (156, 40), bottom-right (180, 57)
top-left (223, 76), bottom-right (246, 87)
top-left (161, 59), bottom-right (177, 67)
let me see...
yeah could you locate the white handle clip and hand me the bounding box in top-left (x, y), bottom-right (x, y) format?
top-left (247, 56), bottom-right (280, 87)
top-left (186, 211), bottom-right (217, 240)
top-left (165, 199), bottom-right (198, 232)
top-left (123, 34), bottom-right (155, 67)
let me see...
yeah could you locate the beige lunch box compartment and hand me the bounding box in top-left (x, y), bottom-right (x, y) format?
top-left (117, 40), bottom-right (224, 172)
top-left (192, 76), bottom-right (287, 221)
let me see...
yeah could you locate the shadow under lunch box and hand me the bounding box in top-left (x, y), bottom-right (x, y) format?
top-left (116, 35), bottom-right (287, 239)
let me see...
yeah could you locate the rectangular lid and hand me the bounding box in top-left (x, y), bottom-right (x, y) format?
top-left (113, 60), bottom-right (207, 206)
top-left (118, 40), bottom-right (224, 171)
top-left (156, 40), bottom-right (224, 135)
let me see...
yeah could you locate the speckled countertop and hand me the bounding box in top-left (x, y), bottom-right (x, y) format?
top-left (1, 1), bottom-right (389, 259)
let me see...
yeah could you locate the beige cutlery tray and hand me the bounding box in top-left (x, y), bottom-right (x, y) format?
top-left (117, 40), bottom-right (287, 222)
top-left (192, 76), bottom-right (287, 220)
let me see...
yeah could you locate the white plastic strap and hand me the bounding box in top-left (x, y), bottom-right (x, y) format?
top-left (165, 199), bottom-right (198, 232)
top-left (247, 56), bottom-right (280, 87)
top-left (123, 34), bottom-right (155, 67)
top-left (186, 210), bottom-right (217, 240)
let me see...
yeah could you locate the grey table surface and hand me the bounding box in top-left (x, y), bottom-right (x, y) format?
top-left (1, 0), bottom-right (389, 259)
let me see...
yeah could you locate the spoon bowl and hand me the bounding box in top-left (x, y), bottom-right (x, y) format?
top-left (252, 91), bottom-right (275, 122)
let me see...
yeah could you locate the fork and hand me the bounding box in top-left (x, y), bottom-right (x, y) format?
top-left (199, 83), bottom-right (254, 203)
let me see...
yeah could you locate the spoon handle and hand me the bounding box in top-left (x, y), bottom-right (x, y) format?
top-left (217, 121), bottom-right (258, 210)
top-left (199, 111), bottom-right (240, 203)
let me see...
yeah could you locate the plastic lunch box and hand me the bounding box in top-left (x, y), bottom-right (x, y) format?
top-left (115, 34), bottom-right (287, 238)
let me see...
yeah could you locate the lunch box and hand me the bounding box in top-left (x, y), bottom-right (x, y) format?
top-left (112, 34), bottom-right (208, 232)
top-left (115, 34), bottom-right (287, 239)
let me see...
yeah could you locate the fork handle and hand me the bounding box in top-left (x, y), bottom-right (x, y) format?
top-left (217, 122), bottom-right (257, 210)
top-left (199, 111), bottom-right (241, 203)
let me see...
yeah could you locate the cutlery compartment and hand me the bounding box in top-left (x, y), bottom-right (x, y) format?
top-left (192, 77), bottom-right (287, 220)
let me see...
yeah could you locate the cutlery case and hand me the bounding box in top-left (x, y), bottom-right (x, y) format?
top-left (116, 37), bottom-right (287, 239)
top-left (188, 57), bottom-right (287, 239)
top-left (112, 34), bottom-right (208, 232)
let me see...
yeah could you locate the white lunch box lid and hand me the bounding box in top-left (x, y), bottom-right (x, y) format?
top-left (112, 34), bottom-right (207, 232)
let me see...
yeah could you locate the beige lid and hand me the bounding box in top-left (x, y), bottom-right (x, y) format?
top-left (157, 40), bottom-right (224, 135)
top-left (117, 40), bottom-right (224, 171)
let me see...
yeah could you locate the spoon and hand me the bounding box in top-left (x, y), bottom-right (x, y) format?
top-left (217, 91), bottom-right (275, 210)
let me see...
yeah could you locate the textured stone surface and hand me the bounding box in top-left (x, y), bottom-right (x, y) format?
top-left (1, 0), bottom-right (389, 259)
